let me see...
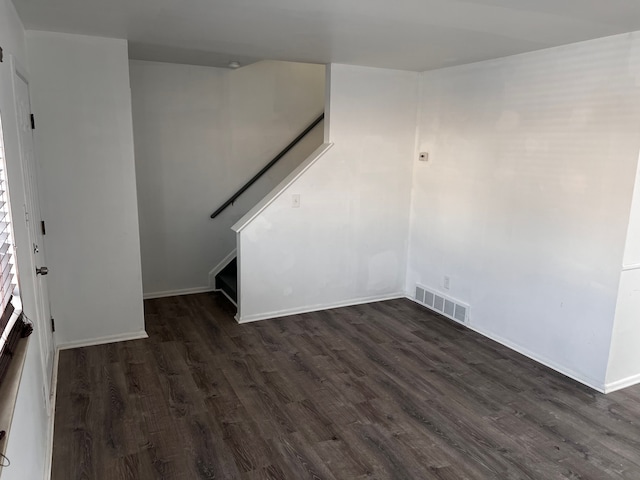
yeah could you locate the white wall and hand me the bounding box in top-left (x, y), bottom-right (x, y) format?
top-left (235, 64), bottom-right (418, 322)
top-left (0, 0), bottom-right (25, 62)
top-left (0, 1), bottom-right (50, 478)
top-left (607, 269), bottom-right (640, 390)
top-left (407, 32), bottom-right (640, 390)
top-left (26, 32), bottom-right (145, 346)
top-left (129, 60), bottom-right (325, 297)
top-left (606, 150), bottom-right (640, 391)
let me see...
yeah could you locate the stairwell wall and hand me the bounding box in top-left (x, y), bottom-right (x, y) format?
top-left (235, 64), bottom-right (418, 322)
top-left (129, 60), bottom-right (325, 298)
top-left (606, 147), bottom-right (640, 392)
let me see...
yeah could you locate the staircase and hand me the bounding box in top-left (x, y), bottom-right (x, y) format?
top-left (215, 258), bottom-right (237, 303)
top-left (211, 114), bottom-right (325, 307)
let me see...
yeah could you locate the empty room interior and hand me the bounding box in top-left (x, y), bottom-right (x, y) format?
top-left (2, 0), bottom-right (640, 478)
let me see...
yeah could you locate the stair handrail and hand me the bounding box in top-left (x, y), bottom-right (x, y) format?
top-left (210, 113), bottom-right (325, 218)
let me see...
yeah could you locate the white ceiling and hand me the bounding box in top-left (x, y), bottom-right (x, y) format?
top-left (13, 0), bottom-right (640, 71)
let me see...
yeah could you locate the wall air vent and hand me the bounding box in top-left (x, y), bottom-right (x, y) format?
top-left (414, 284), bottom-right (469, 324)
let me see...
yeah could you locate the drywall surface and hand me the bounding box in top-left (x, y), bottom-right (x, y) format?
top-left (606, 268), bottom-right (640, 390)
top-left (129, 60), bottom-right (325, 296)
top-left (26, 31), bottom-right (145, 345)
top-left (606, 152), bottom-right (640, 390)
top-left (0, 2), bottom-right (50, 479)
top-left (236, 64), bottom-right (417, 321)
top-left (0, 0), bottom-right (26, 62)
top-left (620, 153), bottom-right (640, 269)
top-left (407, 32), bottom-right (640, 389)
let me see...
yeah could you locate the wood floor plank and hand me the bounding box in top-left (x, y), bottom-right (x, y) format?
top-left (52, 294), bottom-right (640, 479)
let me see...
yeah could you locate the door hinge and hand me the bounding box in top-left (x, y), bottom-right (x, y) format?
top-left (41, 220), bottom-right (46, 235)
top-left (50, 317), bottom-right (55, 332)
top-left (30, 113), bottom-right (35, 130)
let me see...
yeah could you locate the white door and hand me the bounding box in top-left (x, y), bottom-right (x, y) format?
top-left (12, 62), bottom-right (55, 407)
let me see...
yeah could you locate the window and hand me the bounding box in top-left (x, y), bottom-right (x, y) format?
top-left (0, 113), bottom-right (28, 385)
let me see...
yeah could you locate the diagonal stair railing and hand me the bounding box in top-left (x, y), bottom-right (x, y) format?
top-left (210, 113), bottom-right (324, 219)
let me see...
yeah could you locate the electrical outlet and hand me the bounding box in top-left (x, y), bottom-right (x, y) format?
top-left (292, 194), bottom-right (301, 208)
top-left (444, 276), bottom-right (451, 290)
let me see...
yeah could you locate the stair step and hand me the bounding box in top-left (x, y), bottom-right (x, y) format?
top-left (216, 258), bottom-right (237, 303)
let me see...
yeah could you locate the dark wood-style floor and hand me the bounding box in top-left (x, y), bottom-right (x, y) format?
top-left (52, 294), bottom-right (640, 480)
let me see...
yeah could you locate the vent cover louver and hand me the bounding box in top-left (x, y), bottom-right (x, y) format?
top-left (414, 284), bottom-right (469, 324)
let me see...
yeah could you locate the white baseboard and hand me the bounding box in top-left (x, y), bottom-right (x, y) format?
top-left (56, 330), bottom-right (149, 351)
top-left (469, 323), bottom-right (606, 393)
top-left (406, 296), bottom-right (606, 393)
top-left (208, 249), bottom-right (237, 288)
top-left (237, 292), bottom-right (405, 324)
top-left (143, 287), bottom-right (214, 300)
top-left (604, 373), bottom-right (640, 393)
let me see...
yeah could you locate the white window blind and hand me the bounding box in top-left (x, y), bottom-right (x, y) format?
top-left (0, 113), bottom-right (22, 383)
top-left (0, 159), bottom-right (15, 312)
